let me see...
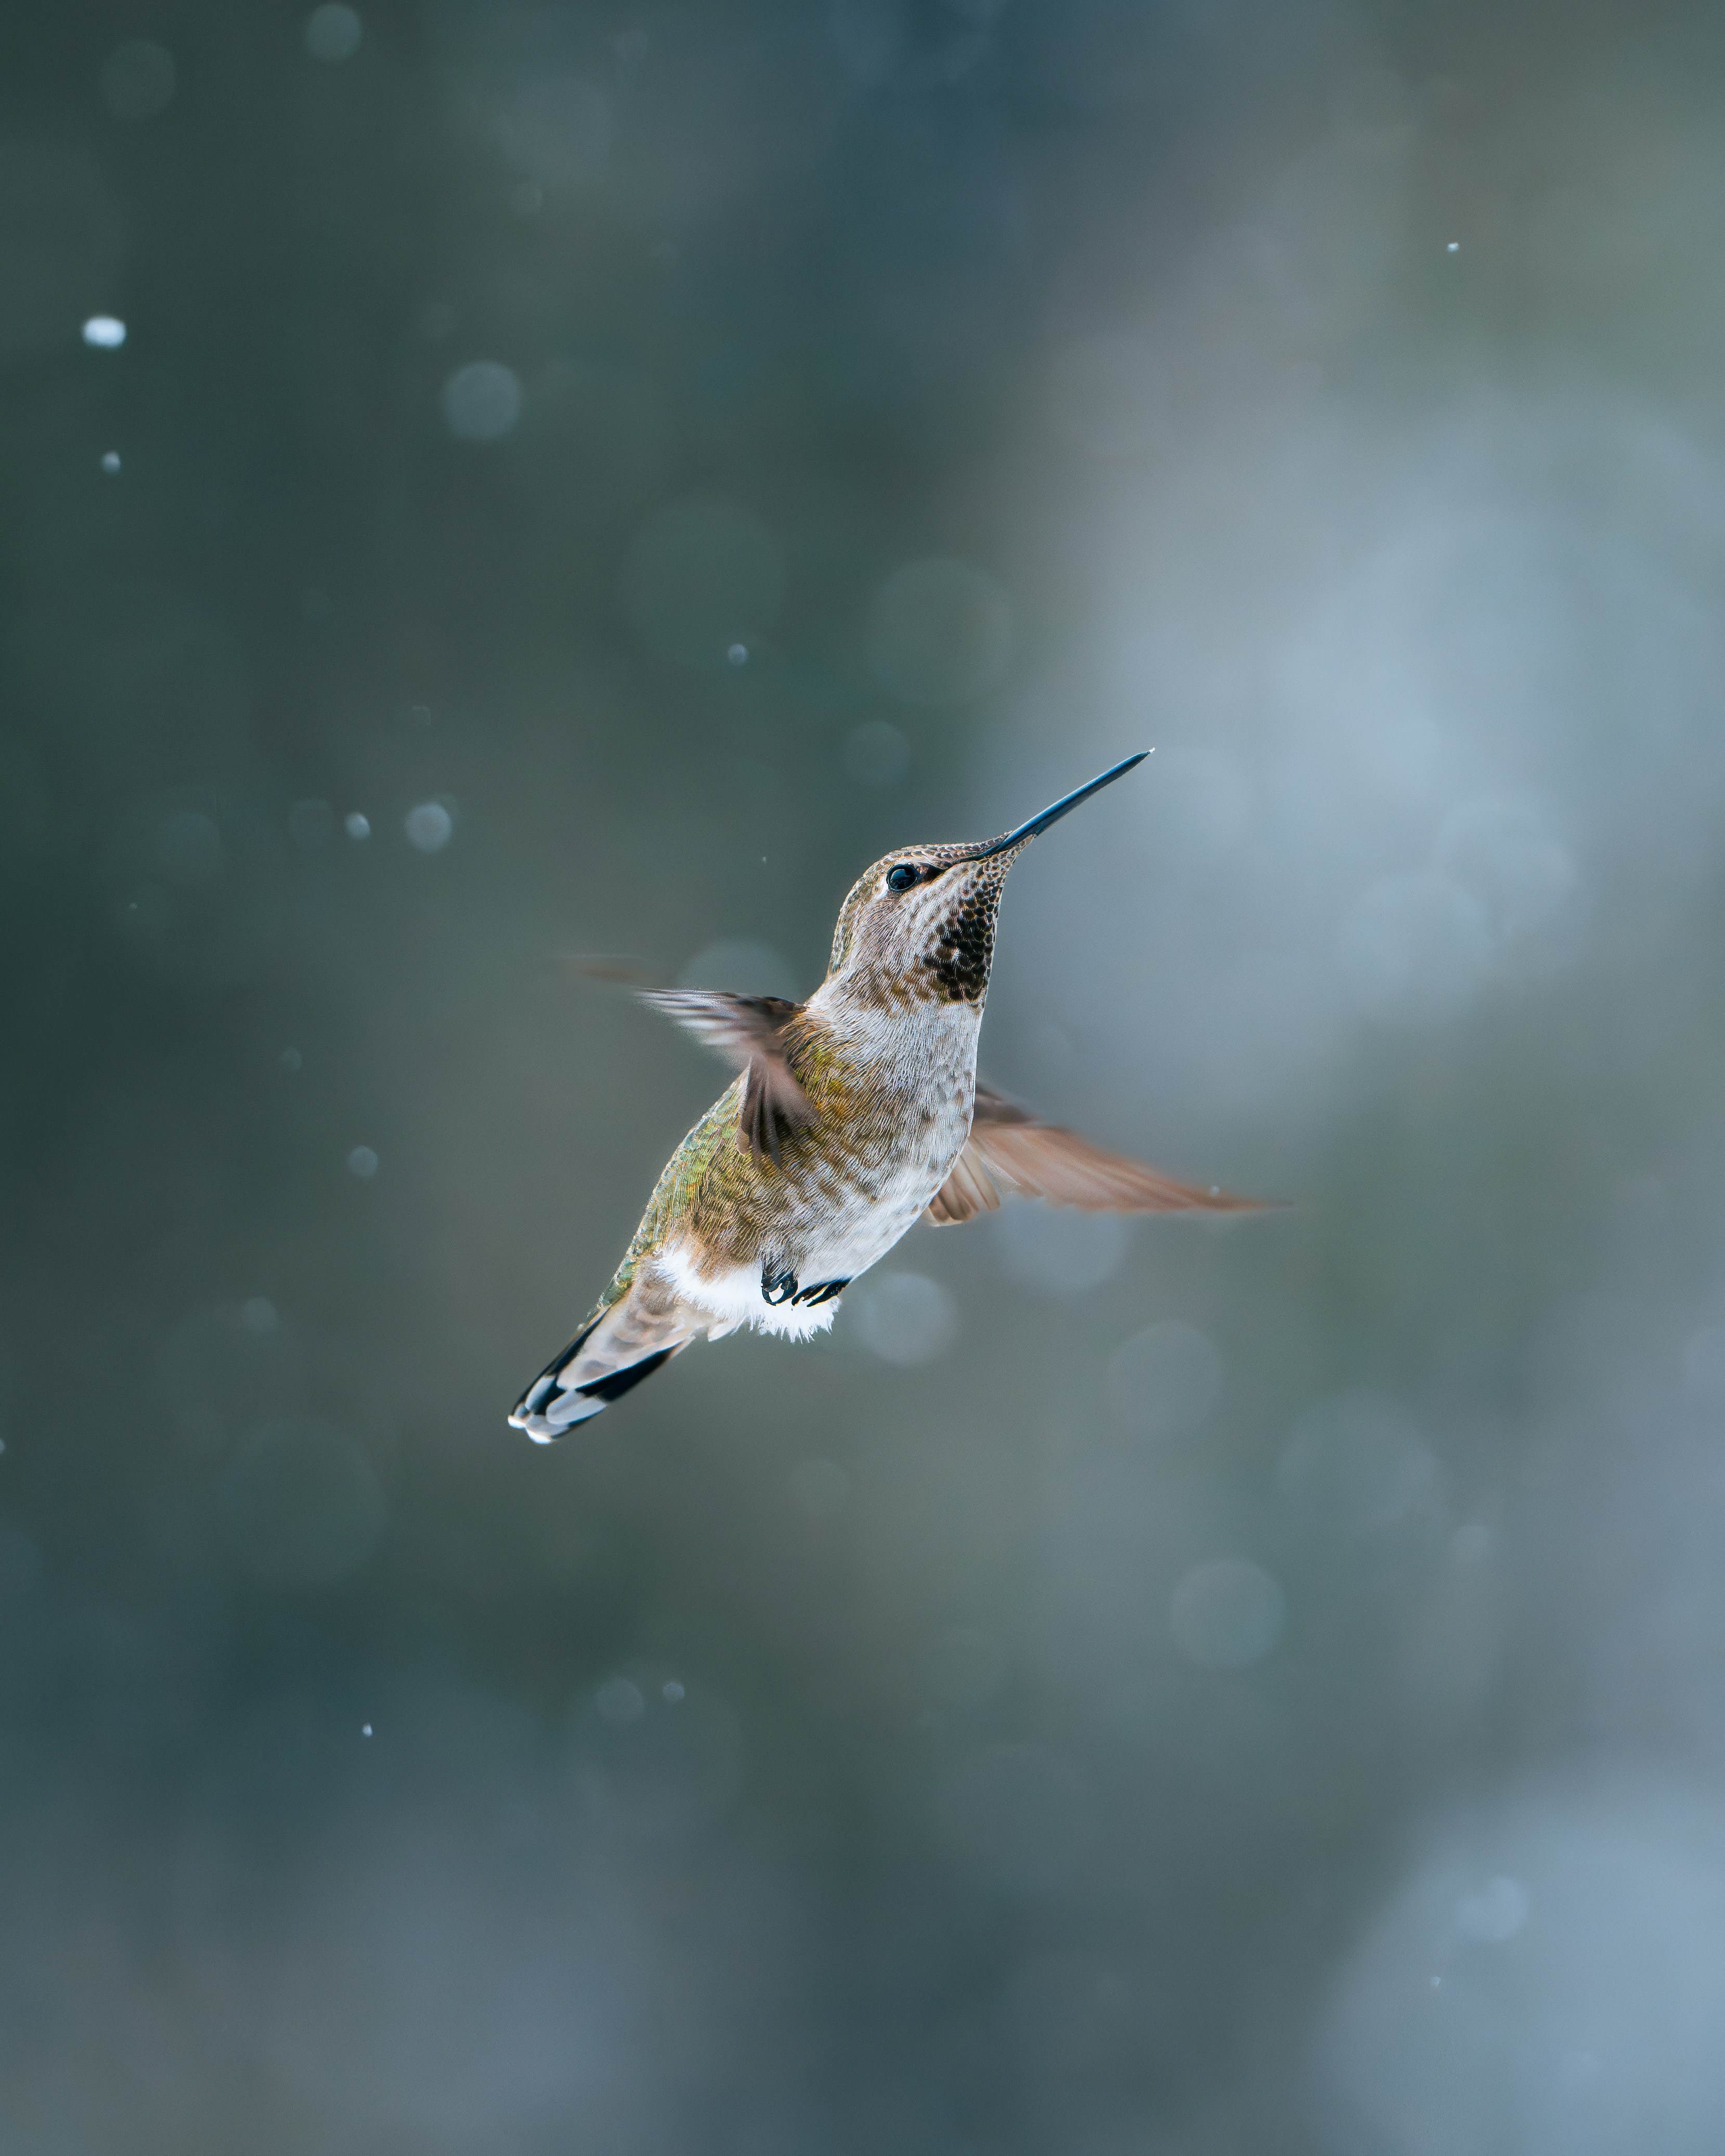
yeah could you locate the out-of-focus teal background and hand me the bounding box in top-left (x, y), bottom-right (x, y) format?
top-left (7, 3), bottom-right (1725, 2149)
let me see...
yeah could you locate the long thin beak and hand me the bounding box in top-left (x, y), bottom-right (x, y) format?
top-left (968, 751), bottom-right (1149, 860)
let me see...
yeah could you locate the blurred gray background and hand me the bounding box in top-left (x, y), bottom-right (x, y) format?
top-left (6, 1), bottom-right (1725, 2150)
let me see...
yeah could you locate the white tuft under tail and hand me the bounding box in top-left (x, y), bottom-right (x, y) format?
top-left (654, 1241), bottom-right (844, 1342)
top-left (509, 1278), bottom-right (702, 1442)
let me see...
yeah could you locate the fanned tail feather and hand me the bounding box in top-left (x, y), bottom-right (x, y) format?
top-left (510, 1279), bottom-right (698, 1442)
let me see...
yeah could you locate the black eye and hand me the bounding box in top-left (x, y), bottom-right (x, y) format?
top-left (885, 864), bottom-right (918, 892)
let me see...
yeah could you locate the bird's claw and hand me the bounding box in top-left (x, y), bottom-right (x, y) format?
top-left (792, 1277), bottom-right (849, 1307)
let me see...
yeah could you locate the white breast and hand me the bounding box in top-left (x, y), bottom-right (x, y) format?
top-left (669, 993), bottom-right (981, 1340)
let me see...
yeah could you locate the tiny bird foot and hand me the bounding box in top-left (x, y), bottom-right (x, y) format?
top-left (792, 1277), bottom-right (850, 1307)
top-left (761, 1266), bottom-right (798, 1305)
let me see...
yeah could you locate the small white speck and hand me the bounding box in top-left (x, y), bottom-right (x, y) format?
top-left (0, 1440), bottom-right (7, 1457)
top-left (662, 1680), bottom-right (684, 1704)
top-left (727, 643), bottom-right (748, 666)
top-left (241, 1296), bottom-right (278, 1336)
top-left (347, 1145), bottom-right (379, 1179)
top-left (361, 1722), bottom-right (373, 1736)
top-left (101, 451), bottom-right (122, 473)
top-left (344, 812), bottom-right (370, 839)
top-left (1447, 241), bottom-right (1460, 253)
top-left (1431, 1973), bottom-right (1442, 1988)
top-left (280, 1047), bottom-right (302, 1072)
top-left (83, 316), bottom-right (127, 349)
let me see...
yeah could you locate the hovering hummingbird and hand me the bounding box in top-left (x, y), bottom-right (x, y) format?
top-left (511, 754), bottom-right (1259, 1440)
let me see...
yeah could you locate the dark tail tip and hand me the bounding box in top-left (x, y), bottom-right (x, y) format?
top-left (574, 1345), bottom-right (678, 1405)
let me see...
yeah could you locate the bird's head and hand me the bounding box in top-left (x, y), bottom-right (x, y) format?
top-left (824, 754), bottom-right (1147, 1009)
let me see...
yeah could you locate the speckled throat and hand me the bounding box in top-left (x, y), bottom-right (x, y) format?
top-left (822, 755), bottom-right (1149, 1014)
top-left (825, 837), bottom-right (1019, 1012)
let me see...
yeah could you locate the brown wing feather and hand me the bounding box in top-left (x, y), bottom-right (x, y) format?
top-left (638, 989), bottom-right (802, 1066)
top-left (925, 1146), bottom-right (1000, 1224)
top-left (639, 990), bottom-right (816, 1161)
top-left (928, 1081), bottom-right (1263, 1222)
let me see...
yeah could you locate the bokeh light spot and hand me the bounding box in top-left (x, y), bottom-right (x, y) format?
top-left (305, 4), bottom-right (362, 62)
top-left (852, 1272), bottom-right (957, 1366)
top-left (1456, 1874), bottom-right (1531, 1942)
top-left (404, 801), bottom-right (453, 852)
top-left (99, 40), bottom-right (177, 120)
top-left (994, 1205), bottom-right (1130, 1298)
top-left (596, 1678), bottom-right (644, 1724)
top-left (1280, 1392), bottom-right (1435, 1535)
top-left (1338, 873), bottom-right (1492, 1022)
top-left (1435, 795), bottom-right (1578, 949)
top-left (1107, 1319), bottom-right (1223, 1441)
top-left (442, 360), bottom-right (522, 442)
top-left (1170, 1558), bottom-right (1286, 1668)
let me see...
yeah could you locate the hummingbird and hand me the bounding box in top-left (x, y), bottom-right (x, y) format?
top-left (511, 754), bottom-right (1259, 1440)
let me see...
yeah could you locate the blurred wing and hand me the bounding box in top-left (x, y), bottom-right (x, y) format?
top-left (925, 1145), bottom-right (1001, 1224)
top-left (561, 953), bottom-right (660, 986)
top-left (927, 1081), bottom-right (1264, 1223)
top-left (639, 990), bottom-right (815, 1162)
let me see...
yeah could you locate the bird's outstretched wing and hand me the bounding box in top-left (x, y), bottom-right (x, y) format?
top-left (927, 1081), bottom-right (1265, 1224)
top-left (639, 990), bottom-right (815, 1162)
